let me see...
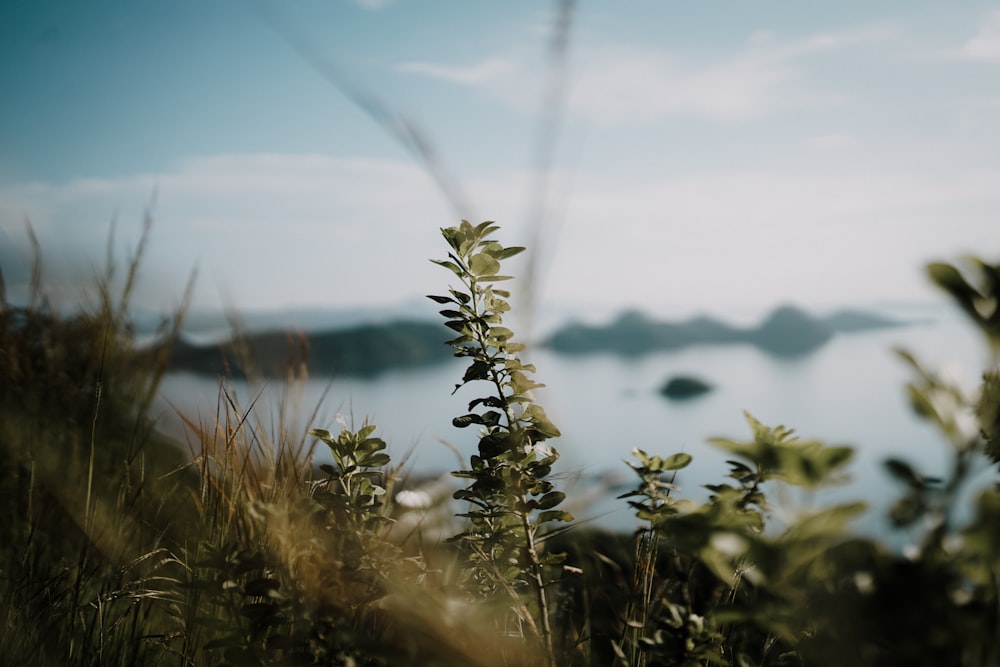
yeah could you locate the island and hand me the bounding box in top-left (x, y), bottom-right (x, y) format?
top-left (159, 320), bottom-right (454, 379)
top-left (660, 375), bottom-right (714, 400)
top-left (544, 306), bottom-right (908, 358)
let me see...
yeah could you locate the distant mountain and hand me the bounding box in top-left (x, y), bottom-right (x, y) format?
top-left (132, 299), bottom-right (438, 339)
top-left (545, 306), bottom-right (912, 358)
top-left (161, 320), bottom-right (453, 378)
top-left (151, 305), bottom-right (916, 378)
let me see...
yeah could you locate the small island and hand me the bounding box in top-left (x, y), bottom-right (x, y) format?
top-left (660, 375), bottom-right (714, 400)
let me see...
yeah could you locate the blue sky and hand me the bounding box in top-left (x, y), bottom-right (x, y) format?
top-left (2, 0), bottom-right (999, 324)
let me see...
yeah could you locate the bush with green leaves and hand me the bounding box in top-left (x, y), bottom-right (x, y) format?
top-left (610, 254), bottom-right (1000, 667)
top-left (428, 220), bottom-right (572, 665)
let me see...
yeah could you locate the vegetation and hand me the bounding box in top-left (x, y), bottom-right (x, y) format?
top-left (1, 218), bottom-right (999, 666)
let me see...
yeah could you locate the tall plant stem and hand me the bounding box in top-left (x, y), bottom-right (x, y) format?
top-left (467, 274), bottom-right (556, 664)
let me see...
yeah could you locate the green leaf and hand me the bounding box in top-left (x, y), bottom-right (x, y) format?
top-left (463, 360), bottom-right (492, 382)
top-left (468, 396), bottom-right (504, 411)
top-left (536, 491), bottom-right (566, 510)
top-left (488, 326), bottom-right (515, 341)
top-left (523, 404), bottom-right (561, 438)
top-left (452, 413), bottom-right (485, 428)
top-left (360, 452), bottom-right (391, 468)
top-left (496, 245), bottom-right (526, 260)
top-left (660, 452), bottom-right (693, 471)
top-left (469, 253), bottom-right (500, 277)
top-left (472, 220), bottom-right (500, 239)
top-left (309, 428), bottom-right (333, 442)
top-left (449, 289), bottom-right (471, 304)
top-left (431, 258), bottom-right (464, 276)
top-left (509, 370), bottom-right (544, 394)
top-left (885, 457), bottom-right (924, 488)
top-left (427, 294), bottom-right (455, 304)
top-left (537, 510), bottom-right (574, 524)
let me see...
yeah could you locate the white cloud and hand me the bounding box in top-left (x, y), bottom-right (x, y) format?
top-left (398, 57), bottom-right (514, 85)
top-left (565, 27), bottom-right (894, 126)
top-left (532, 166), bottom-right (1000, 314)
top-left (3, 152), bottom-right (997, 318)
top-left (0, 154), bottom-right (454, 311)
top-left (567, 47), bottom-right (791, 124)
top-left (955, 10), bottom-right (1000, 61)
top-left (395, 26), bottom-right (891, 127)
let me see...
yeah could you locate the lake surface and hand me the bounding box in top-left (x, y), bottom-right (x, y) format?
top-left (154, 304), bottom-right (997, 535)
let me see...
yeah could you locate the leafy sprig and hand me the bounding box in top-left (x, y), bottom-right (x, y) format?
top-left (429, 220), bottom-right (570, 665)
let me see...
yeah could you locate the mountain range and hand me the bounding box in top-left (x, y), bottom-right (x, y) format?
top-left (545, 305), bottom-right (909, 358)
top-left (157, 305), bottom-right (913, 378)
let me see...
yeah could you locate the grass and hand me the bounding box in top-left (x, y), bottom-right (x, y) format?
top-left (2, 218), bottom-right (1000, 666)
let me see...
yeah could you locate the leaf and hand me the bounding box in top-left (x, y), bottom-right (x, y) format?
top-left (488, 326), bottom-right (515, 341)
top-left (309, 428), bottom-right (333, 442)
top-left (468, 396), bottom-right (504, 411)
top-left (509, 370), bottom-right (544, 395)
top-left (452, 413), bottom-right (486, 428)
top-left (495, 245), bottom-right (526, 260)
top-left (430, 259), bottom-right (464, 277)
top-left (537, 510), bottom-right (574, 524)
top-left (360, 452), bottom-right (391, 468)
top-left (481, 410), bottom-right (502, 427)
top-left (449, 289), bottom-right (471, 304)
top-left (463, 360), bottom-right (492, 382)
top-left (427, 294), bottom-right (455, 304)
top-left (536, 491), bottom-right (566, 510)
top-left (469, 253), bottom-right (500, 277)
top-left (472, 220), bottom-right (500, 239)
top-left (523, 404), bottom-right (561, 438)
top-left (660, 452), bottom-right (693, 471)
top-left (885, 457), bottom-right (924, 489)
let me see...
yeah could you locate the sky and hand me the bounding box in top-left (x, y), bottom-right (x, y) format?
top-left (2, 0), bottom-right (999, 327)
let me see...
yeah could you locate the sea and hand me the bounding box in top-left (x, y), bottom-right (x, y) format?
top-left (153, 302), bottom-right (998, 537)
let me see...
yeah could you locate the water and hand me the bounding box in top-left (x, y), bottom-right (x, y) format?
top-left (153, 305), bottom-right (996, 534)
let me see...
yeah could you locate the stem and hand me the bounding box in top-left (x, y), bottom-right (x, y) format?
top-left (467, 271), bottom-right (556, 666)
top-left (519, 492), bottom-right (556, 666)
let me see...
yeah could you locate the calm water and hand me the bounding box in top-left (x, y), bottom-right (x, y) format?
top-left (154, 305), bottom-right (996, 533)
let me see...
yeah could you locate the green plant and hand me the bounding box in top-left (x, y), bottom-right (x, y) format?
top-left (608, 255), bottom-right (1000, 667)
top-left (429, 220), bottom-right (571, 665)
top-left (616, 416), bottom-right (862, 666)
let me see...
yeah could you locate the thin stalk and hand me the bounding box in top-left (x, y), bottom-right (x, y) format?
top-left (467, 271), bottom-right (556, 665)
top-left (85, 381), bottom-right (102, 535)
top-left (518, 493), bottom-right (556, 666)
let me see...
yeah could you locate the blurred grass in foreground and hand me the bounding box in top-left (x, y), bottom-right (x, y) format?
top-left (1, 218), bottom-right (999, 666)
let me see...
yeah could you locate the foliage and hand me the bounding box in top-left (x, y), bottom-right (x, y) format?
top-left (2, 220), bottom-right (999, 666)
top-left (428, 220), bottom-right (571, 665)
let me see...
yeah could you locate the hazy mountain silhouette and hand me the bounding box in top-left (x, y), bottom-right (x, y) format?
top-left (162, 320), bottom-right (453, 378)
top-left (157, 305), bottom-right (912, 378)
top-left (544, 306), bottom-right (908, 358)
